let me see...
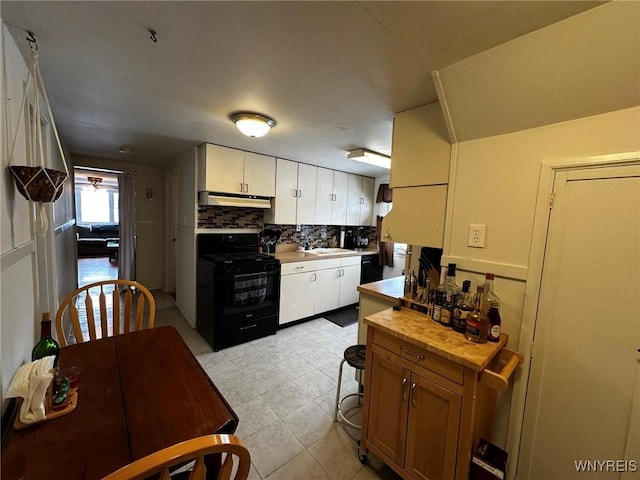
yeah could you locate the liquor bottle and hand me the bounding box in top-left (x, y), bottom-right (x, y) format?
top-left (483, 273), bottom-right (502, 342)
top-left (483, 273), bottom-right (500, 314)
top-left (487, 301), bottom-right (502, 342)
top-left (465, 285), bottom-right (488, 343)
top-left (439, 264), bottom-right (461, 328)
top-left (452, 280), bottom-right (474, 333)
top-left (32, 312), bottom-right (60, 366)
top-left (432, 270), bottom-right (447, 323)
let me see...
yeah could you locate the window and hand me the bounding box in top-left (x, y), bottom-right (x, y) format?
top-left (75, 187), bottom-right (119, 224)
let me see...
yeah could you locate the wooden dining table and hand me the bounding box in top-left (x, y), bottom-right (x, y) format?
top-left (1, 326), bottom-right (238, 480)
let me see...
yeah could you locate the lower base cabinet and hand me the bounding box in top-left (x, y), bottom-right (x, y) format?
top-left (366, 350), bottom-right (461, 480)
top-left (280, 257), bottom-right (362, 325)
top-left (361, 322), bottom-right (509, 480)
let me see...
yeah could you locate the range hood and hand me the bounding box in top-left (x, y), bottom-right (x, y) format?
top-left (198, 191), bottom-right (272, 209)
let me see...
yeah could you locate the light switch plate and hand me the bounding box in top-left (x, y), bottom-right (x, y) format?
top-left (468, 224), bottom-right (486, 248)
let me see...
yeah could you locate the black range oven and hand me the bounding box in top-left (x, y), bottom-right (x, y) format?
top-left (196, 233), bottom-right (280, 351)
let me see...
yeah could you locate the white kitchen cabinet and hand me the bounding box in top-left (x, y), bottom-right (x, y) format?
top-left (338, 262), bottom-right (361, 307)
top-left (280, 256), bottom-right (362, 325)
top-left (296, 163), bottom-right (317, 224)
top-left (314, 256), bottom-right (361, 314)
top-left (315, 168), bottom-right (349, 226)
top-left (197, 143), bottom-right (276, 197)
top-left (279, 260), bottom-right (317, 325)
top-left (390, 102), bottom-right (451, 188)
top-left (346, 174), bottom-right (375, 226)
top-left (381, 185), bottom-right (447, 247)
top-left (265, 159), bottom-right (317, 225)
top-left (313, 258), bottom-right (342, 314)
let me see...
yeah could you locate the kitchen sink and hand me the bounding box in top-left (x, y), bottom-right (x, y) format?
top-left (305, 248), bottom-right (355, 256)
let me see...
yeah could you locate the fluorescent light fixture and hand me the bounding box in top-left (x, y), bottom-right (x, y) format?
top-left (348, 148), bottom-right (391, 169)
top-left (230, 112), bottom-right (277, 138)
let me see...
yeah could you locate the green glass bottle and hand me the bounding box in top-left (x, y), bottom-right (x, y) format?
top-left (32, 312), bottom-right (60, 366)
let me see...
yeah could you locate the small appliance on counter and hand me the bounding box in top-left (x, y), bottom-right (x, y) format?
top-left (344, 230), bottom-right (355, 249)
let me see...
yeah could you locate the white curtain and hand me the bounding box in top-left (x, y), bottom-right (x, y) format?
top-left (118, 173), bottom-right (136, 281)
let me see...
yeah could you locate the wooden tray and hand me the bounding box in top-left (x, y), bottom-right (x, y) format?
top-left (14, 390), bottom-right (78, 430)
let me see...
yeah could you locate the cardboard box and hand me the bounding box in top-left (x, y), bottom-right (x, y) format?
top-left (470, 439), bottom-right (508, 480)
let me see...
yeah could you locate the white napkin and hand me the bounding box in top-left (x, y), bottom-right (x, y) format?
top-left (6, 356), bottom-right (55, 424)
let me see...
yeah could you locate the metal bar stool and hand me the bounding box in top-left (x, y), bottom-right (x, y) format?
top-left (334, 344), bottom-right (366, 429)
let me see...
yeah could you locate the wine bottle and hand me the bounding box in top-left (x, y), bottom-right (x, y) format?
top-left (32, 312), bottom-right (60, 366)
top-left (439, 264), bottom-right (461, 328)
top-left (465, 285), bottom-right (488, 344)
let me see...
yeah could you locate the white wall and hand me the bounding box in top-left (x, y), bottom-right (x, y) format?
top-left (170, 148), bottom-right (197, 326)
top-left (442, 106), bottom-right (640, 454)
top-left (1, 24), bottom-right (75, 402)
top-left (72, 155), bottom-right (166, 289)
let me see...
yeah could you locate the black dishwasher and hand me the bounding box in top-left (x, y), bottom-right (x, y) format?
top-left (361, 253), bottom-right (383, 284)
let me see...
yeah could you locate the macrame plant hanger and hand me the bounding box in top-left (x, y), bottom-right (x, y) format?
top-left (7, 31), bottom-right (69, 235)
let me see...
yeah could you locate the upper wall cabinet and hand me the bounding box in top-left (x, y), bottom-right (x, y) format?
top-left (264, 159), bottom-right (317, 225)
top-left (346, 174), bottom-right (375, 226)
top-left (315, 168), bottom-right (349, 226)
top-left (390, 102), bottom-right (451, 188)
top-left (381, 185), bottom-right (447, 247)
top-left (197, 143), bottom-right (276, 197)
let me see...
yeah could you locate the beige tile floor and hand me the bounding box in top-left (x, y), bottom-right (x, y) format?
top-left (153, 290), bottom-right (402, 480)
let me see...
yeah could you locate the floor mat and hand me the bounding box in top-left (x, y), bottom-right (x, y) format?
top-left (323, 307), bottom-right (359, 328)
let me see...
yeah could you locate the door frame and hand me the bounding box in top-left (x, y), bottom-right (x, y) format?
top-left (163, 168), bottom-right (178, 293)
top-left (508, 151), bottom-right (640, 479)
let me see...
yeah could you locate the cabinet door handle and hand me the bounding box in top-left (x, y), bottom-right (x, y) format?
top-left (295, 266), bottom-right (304, 269)
top-left (240, 182), bottom-right (244, 193)
top-left (245, 183), bottom-right (249, 193)
top-left (297, 189), bottom-right (302, 198)
top-left (311, 273), bottom-right (317, 282)
top-left (400, 345), bottom-right (425, 360)
top-left (402, 377), bottom-right (408, 401)
top-left (410, 382), bottom-right (417, 407)
top-left (240, 323), bottom-right (258, 331)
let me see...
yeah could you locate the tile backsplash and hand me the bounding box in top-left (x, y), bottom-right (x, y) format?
top-left (198, 206), bottom-right (376, 248)
top-left (198, 206), bottom-right (264, 229)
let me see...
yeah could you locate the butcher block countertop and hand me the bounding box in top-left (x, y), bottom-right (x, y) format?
top-left (357, 276), bottom-right (404, 303)
top-left (364, 307), bottom-right (508, 372)
top-left (272, 248), bottom-right (378, 264)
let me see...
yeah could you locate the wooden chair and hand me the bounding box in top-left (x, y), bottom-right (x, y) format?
top-left (101, 434), bottom-right (251, 480)
top-left (55, 279), bottom-right (156, 347)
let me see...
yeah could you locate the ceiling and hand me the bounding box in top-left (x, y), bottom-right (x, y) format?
top-left (2, 1), bottom-right (604, 178)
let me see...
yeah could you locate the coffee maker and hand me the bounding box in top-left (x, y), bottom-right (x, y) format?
top-left (344, 230), bottom-right (355, 249)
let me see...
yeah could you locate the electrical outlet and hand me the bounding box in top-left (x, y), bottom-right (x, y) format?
top-left (296, 224), bottom-right (301, 232)
top-left (468, 224), bottom-right (486, 248)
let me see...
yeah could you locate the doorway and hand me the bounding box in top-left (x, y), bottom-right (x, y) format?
top-left (517, 163), bottom-right (639, 479)
top-left (74, 168), bottom-right (120, 284)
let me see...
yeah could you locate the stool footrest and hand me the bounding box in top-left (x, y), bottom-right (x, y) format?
top-left (337, 393), bottom-right (363, 429)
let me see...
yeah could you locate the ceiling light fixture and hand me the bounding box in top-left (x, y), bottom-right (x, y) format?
top-left (87, 176), bottom-right (103, 190)
top-left (347, 149), bottom-right (391, 169)
top-left (230, 112), bottom-right (276, 138)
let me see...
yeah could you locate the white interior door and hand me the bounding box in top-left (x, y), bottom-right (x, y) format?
top-left (518, 164), bottom-right (640, 480)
